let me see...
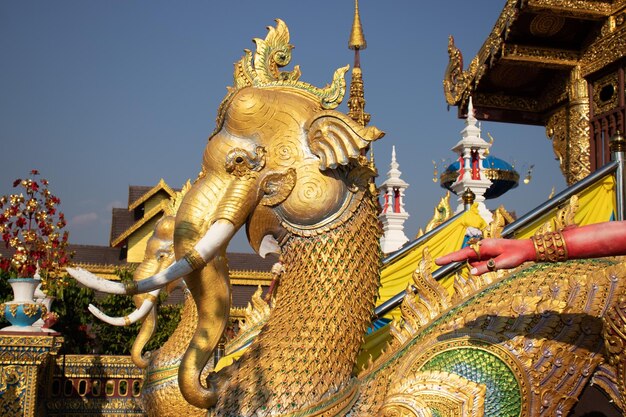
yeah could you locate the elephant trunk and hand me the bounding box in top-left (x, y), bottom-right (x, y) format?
top-left (129, 258), bottom-right (168, 368)
top-left (131, 307), bottom-right (157, 368)
top-left (177, 255), bottom-right (229, 408)
top-left (174, 169), bottom-right (261, 409)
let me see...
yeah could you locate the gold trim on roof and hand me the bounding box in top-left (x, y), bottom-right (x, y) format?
top-left (440, 168), bottom-right (519, 186)
top-left (525, 0), bottom-right (612, 17)
top-left (73, 262), bottom-right (124, 280)
top-left (501, 44), bottom-right (580, 68)
top-left (229, 307), bottom-right (248, 319)
top-left (128, 178), bottom-right (176, 211)
top-left (76, 261), bottom-right (271, 283)
top-left (483, 168), bottom-right (520, 183)
top-left (111, 201), bottom-right (167, 247)
top-left (231, 277), bottom-right (273, 286)
top-left (444, 0), bottom-right (520, 106)
top-left (444, 0), bottom-right (620, 109)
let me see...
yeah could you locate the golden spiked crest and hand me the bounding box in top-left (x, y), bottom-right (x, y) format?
top-left (165, 180), bottom-right (191, 216)
top-left (213, 19), bottom-right (349, 134)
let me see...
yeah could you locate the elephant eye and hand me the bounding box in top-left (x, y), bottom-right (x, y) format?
top-left (225, 147), bottom-right (267, 178)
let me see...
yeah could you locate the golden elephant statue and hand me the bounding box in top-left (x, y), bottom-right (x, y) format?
top-left (68, 20), bottom-right (626, 417)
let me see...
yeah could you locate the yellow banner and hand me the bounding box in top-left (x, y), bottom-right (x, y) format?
top-left (516, 175), bottom-right (615, 239)
top-left (378, 204), bottom-right (487, 320)
top-left (361, 176), bottom-right (616, 362)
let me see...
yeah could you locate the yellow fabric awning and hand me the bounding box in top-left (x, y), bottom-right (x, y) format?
top-left (361, 176), bottom-right (616, 363)
top-left (516, 175), bottom-right (616, 239)
top-left (378, 204), bottom-right (487, 320)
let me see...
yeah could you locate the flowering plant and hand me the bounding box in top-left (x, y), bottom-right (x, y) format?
top-left (0, 170), bottom-right (72, 289)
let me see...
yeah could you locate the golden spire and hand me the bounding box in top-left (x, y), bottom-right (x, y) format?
top-left (347, 0), bottom-right (370, 127)
top-left (348, 0), bottom-right (367, 52)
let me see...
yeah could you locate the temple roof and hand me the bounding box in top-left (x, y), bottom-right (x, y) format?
top-left (110, 200), bottom-right (169, 247)
top-left (128, 185), bottom-right (153, 207)
top-left (110, 208), bottom-right (135, 245)
top-left (110, 180), bottom-right (179, 247)
top-left (443, 0), bottom-right (624, 124)
top-left (128, 179), bottom-right (175, 210)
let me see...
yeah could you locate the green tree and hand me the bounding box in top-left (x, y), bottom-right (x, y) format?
top-left (1, 267), bottom-right (182, 355)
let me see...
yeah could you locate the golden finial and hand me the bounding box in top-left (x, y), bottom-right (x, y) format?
top-left (462, 188), bottom-right (476, 206)
top-left (347, 0), bottom-right (369, 126)
top-left (348, 0), bottom-right (367, 51)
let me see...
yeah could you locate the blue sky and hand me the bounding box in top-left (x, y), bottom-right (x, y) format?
top-left (0, 1), bottom-right (565, 253)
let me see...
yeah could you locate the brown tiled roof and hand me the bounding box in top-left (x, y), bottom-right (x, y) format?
top-left (128, 186), bottom-right (153, 207)
top-left (112, 183), bottom-right (181, 246)
top-left (70, 244), bottom-right (126, 265)
top-left (128, 180), bottom-right (176, 210)
top-left (0, 244), bottom-right (125, 266)
top-left (110, 208), bottom-right (134, 246)
top-left (228, 253), bottom-right (278, 271)
top-left (163, 283), bottom-right (269, 309)
top-left (110, 203), bottom-right (167, 248)
top-left (232, 285), bottom-right (269, 309)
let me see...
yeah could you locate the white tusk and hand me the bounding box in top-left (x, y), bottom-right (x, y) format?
top-left (67, 220), bottom-right (236, 295)
top-left (259, 234), bottom-right (280, 258)
top-left (88, 290), bottom-right (160, 326)
top-left (134, 219), bottom-right (236, 293)
top-left (67, 267), bottom-right (128, 294)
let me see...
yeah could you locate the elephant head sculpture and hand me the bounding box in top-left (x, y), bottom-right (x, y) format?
top-left (69, 19), bottom-right (384, 411)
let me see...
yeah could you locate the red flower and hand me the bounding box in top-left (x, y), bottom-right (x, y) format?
top-left (2, 170), bottom-right (73, 279)
top-left (24, 264), bottom-right (37, 276)
top-left (0, 258), bottom-right (10, 272)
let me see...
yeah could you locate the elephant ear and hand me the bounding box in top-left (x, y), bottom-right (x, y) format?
top-left (306, 111), bottom-right (384, 170)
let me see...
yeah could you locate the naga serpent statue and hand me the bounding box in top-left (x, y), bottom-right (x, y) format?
top-left (69, 20), bottom-right (626, 417)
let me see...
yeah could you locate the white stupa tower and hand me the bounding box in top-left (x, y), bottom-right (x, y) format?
top-left (449, 98), bottom-right (493, 223)
top-left (379, 146), bottom-right (410, 254)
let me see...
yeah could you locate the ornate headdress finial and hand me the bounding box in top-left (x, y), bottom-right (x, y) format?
top-left (213, 19), bottom-right (349, 135)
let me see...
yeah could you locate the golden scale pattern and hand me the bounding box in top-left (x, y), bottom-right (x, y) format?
top-left (141, 284), bottom-right (273, 416)
top-left (211, 192), bottom-right (381, 416)
top-left (350, 197), bottom-right (624, 416)
top-left (142, 290), bottom-right (206, 417)
top-left (352, 254), bottom-right (626, 416)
